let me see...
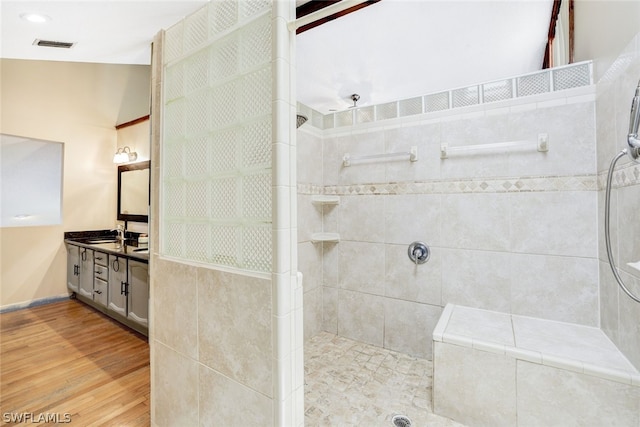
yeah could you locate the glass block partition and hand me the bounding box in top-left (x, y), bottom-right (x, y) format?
top-left (301, 61), bottom-right (593, 130)
top-left (161, 2), bottom-right (273, 273)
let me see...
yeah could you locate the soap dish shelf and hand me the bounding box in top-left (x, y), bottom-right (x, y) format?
top-left (311, 195), bottom-right (340, 205)
top-left (311, 232), bottom-right (340, 243)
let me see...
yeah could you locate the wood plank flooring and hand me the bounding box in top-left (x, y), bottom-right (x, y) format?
top-left (1, 299), bottom-right (149, 426)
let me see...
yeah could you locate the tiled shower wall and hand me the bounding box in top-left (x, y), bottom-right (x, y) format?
top-left (596, 33), bottom-right (640, 369)
top-left (298, 85), bottom-right (601, 359)
top-left (299, 34), bottom-right (640, 368)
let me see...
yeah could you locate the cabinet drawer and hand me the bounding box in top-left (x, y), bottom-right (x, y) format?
top-left (94, 278), bottom-right (108, 307)
top-left (94, 264), bottom-right (108, 279)
top-left (94, 251), bottom-right (108, 267)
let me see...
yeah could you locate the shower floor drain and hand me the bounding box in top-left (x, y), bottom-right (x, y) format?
top-left (392, 414), bottom-right (412, 427)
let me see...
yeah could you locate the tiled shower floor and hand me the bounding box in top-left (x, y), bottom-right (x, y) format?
top-left (304, 331), bottom-right (465, 427)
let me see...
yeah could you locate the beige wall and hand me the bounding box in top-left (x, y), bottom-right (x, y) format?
top-left (0, 59), bottom-right (150, 309)
top-left (574, 0), bottom-right (640, 80)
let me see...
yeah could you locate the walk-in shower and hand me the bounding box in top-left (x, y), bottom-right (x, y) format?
top-left (604, 79), bottom-right (640, 303)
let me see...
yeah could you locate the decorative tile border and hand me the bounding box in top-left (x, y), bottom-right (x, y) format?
top-left (297, 175), bottom-right (598, 196)
top-left (297, 163), bottom-right (640, 196)
top-left (598, 161), bottom-right (640, 190)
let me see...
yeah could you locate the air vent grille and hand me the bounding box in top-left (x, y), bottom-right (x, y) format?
top-left (33, 39), bottom-right (75, 49)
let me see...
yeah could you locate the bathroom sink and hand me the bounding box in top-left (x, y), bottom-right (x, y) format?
top-left (87, 239), bottom-right (119, 244)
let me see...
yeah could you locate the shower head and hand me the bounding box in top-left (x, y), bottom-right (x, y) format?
top-left (627, 79), bottom-right (640, 162)
top-left (296, 114), bottom-right (308, 129)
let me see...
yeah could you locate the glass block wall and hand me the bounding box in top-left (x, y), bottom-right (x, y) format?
top-left (161, 1), bottom-right (273, 273)
top-left (309, 61), bottom-right (593, 129)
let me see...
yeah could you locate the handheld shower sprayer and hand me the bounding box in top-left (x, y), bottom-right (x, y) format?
top-left (627, 79), bottom-right (640, 162)
top-left (604, 78), bottom-right (640, 304)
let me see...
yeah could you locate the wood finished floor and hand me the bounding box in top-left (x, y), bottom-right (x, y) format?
top-left (1, 299), bottom-right (149, 426)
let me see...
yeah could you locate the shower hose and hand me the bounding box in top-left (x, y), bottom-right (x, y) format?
top-left (604, 150), bottom-right (640, 303)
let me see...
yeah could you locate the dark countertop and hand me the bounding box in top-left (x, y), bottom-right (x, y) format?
top-left (65, 230), bottom-right (149, 263)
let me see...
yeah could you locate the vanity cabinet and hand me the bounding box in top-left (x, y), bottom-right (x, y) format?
top-left (93, 251), bottom-right (108, 307)
top-left (107, 256), bottom-right (148, 327)
top-left (127, 260), bottom-right (149, 327)
top-left (66, 245), bottom-right (80, 293)
top-left (78, 248), bottom-right (94, 299)
top-left (65, 238), bottom-right (149, 336)
top-left (108, 255), bottom-right (127, 316)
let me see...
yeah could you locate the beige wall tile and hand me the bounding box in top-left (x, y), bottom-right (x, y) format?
top-left (433, 342), bottom-right (517, 426)
top-left (383, 298), bottom-right (442, 358)
top-left (153, 258), bottom-right (198, 358)
top-left (441, 248), bottom-right (511, 312)
top-left (337, 289), bottom-right (384, 347)
top-left (337, 241), bottom-right (385, 295)
top-left (510, 191), bottom-right (598, 258)
top-left (153, 342), bottom-right (199, 426)
top-left (516, 361), bottom-right (640, 426)
top-left (199, 364), bottom-right (273, 426)
top-left (303, 286), bottom-right (323, 341)
top-left (510, 254), bottom-right (599, 325)
top-left (441, 193), bottom-right (511, 252)
top-left (197, 268), bottom-right (273, 397)
top-left (338, 195), bottom-right (385, 242)
top-left (322, 286), bottom-right (338, 334)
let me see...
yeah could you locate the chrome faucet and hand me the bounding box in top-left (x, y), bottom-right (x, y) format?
top-left (116, 224), bottom-right (125, 242)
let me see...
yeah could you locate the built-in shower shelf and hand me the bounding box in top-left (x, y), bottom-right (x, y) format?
top-left (311, 232), bottom-right (340, 243)
top-left (311, 195), bottom-right (340, 205)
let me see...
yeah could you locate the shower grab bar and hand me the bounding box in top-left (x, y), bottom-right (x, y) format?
top-left (342, 146), bottom-right (418, 167)
top-left (440, 133), bottom-right (549, 159)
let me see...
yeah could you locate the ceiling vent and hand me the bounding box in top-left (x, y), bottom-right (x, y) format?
top-left (33, 39), bottom-right (75, 49)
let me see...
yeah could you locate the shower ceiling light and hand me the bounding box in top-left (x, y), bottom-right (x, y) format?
top-left (20, 13), bottom-right (51, 23)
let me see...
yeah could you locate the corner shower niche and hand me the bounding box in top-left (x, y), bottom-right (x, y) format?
top-left (310, 195), bottom-right (340, 243)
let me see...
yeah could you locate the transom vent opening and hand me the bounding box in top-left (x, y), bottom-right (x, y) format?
top-left (33, 39), bottom-right (75, 49)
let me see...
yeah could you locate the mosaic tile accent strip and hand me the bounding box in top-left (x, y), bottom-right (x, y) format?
top-left (297, 184), bottom-right (324, 195)
top-left (309, 175), bottom-right (598, 197)
top-left (597, 162), bottom-right (640, 190)
top-left (305, 332), bottom-right (464, 427)
top-left (299, 168), bottom-right (640, 198)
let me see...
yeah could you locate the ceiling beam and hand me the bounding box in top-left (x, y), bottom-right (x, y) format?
top-left (295, 0), bottom-right (381, 35)
top-left (542, 0), bottom-right (562, 69)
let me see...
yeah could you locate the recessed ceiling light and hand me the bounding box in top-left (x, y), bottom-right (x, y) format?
top-left (20, 13), bottom-right (51, 23)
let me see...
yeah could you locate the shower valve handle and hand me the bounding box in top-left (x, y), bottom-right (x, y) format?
top-left (408, 241), bottom-right (430, 265)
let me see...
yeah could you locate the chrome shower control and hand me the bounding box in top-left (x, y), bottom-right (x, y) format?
top-left (408, 241), bottom-right (430, 265)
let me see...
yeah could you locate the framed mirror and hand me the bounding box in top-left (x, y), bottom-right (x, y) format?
top-left (117, 160), bottom-right (150, 222)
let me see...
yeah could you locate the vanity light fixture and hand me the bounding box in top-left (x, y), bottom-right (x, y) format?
top-left (113, 146), bottom-right (138, 164)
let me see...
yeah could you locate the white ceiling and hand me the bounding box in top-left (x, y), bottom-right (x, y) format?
top-left (1, 1), bottom-right (208, 64)
top-left (297, 0), bottom-right (553, 112)
top-left (1, 0), bottom-right (553, 113)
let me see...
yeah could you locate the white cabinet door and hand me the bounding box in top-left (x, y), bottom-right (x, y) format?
top-left (66, 245), bottom-right (80, 292)
top-left (78, 248), bottom-right (94, 299)
top-left (108, 255), bottom-right (127, 316)
top-left (127, 260), bottom-right (149, 327)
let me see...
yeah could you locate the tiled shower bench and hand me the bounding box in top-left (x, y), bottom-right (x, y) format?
top-left (432, 304), bottom-right (640, 426)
